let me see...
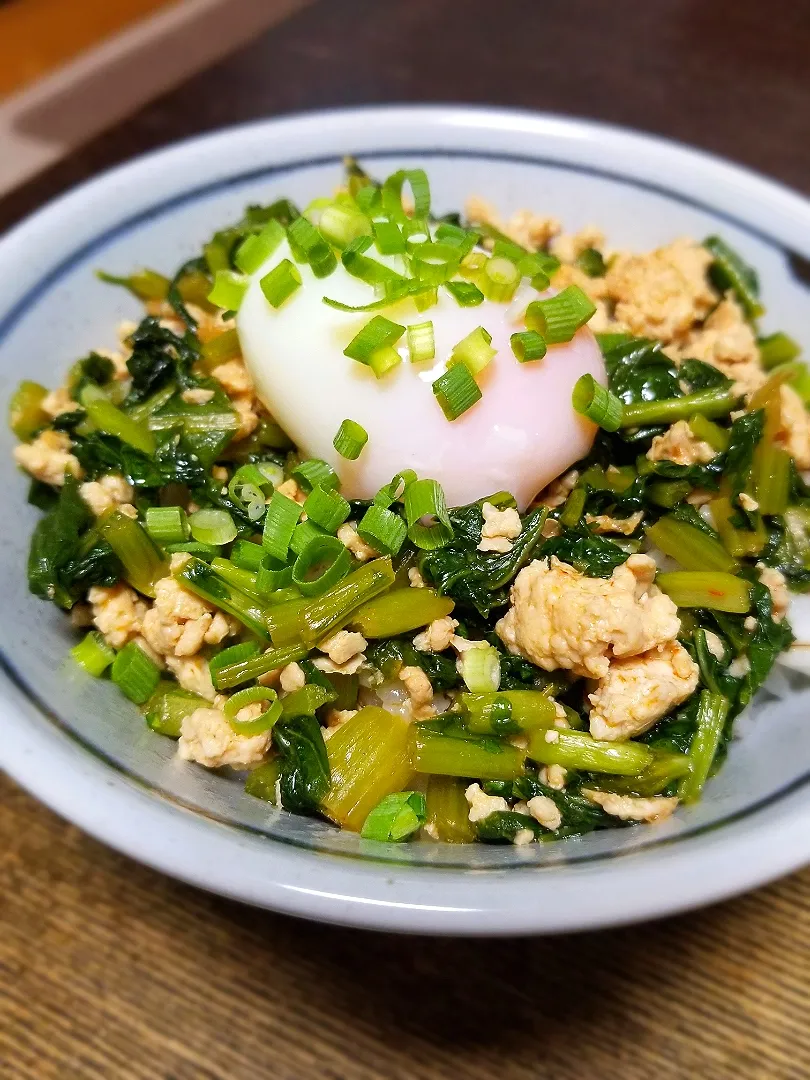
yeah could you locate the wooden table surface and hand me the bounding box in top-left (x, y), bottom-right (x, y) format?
top-left (3, 1), bottom-right (810, 1076)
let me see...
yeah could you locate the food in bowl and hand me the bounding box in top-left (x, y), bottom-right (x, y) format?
top-left (9, 159), bottom-right (809, 847)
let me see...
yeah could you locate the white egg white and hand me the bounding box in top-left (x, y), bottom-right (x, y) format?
top-left (237, 239), bottom-right (606, 509)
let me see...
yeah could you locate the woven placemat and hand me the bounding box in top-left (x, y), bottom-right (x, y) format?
top-left (2, 773), bottom-right (809, 1079)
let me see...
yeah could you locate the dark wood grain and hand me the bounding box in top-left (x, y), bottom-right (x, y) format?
top-left (2, 1), bottom-right (810, 1076)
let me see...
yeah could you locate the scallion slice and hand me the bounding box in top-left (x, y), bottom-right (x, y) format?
top-left (164, 541), bottom-right (218, 561)
top-left (303, 485), bottom-right (351, 533)
top-left (413, 287), bottom-right (438, 313)
top-left (260, 259), bottom-right (302, 308)
top-left (290, 519), bottom-right (329, 557)
top-left (344, 314), bottom-right (406, 364)
top-left (71, 631), bottom-right (115, 677)
top-left (435, 222), bottom-right (480, 258)
top-left (491, 237), bottom-right (527, 263)
top-left (482, 256), bottom-right (520, 302)
top-left (404, 478), bottom-right (453, 550)
top-left (460, 644), bottom-right (501, 694)
top-left (572, 374), bottom-right (623, 431)
top-left (224, 686), bottom-right (282, 736)
top-left (188, 508), bottom-right (238, 547)
top-left (360, 791), bottom-right (427, 842)
top-left (228, 463), bottom-right (271, 522)
top-left (287, 215), bottom-right (337, 278)
top-left (333, 418), bottom-right (368, 460)
top-left (518, 250), bottom-right (560, 280)
top-left (758, 331), bottom-right (801, 371)
top-left (319, 204), bottom-right (371, 250)
top-left (444, 281), bottom-right (484, 307)
top-left (292, 535), bottom-right (353, 596)
top-left (432, 364), bottom-right (482, 420)
top-left (262, 491), bottom-right (303, 561)
top-left (381, 168), bottom-right (431, 222)
top-left (234, 220), bottom-right (285, 275)
top-left (207, 270), bottom-right (248, 312)
top-left (291, 458), bottom-right (340, 492)
top-left (368, 345), bottom-right (402, 379)
top-left (111, 641), bottom-right (161, 704)
top-left (449, 326), bottom-right (496, 375)
top-left (406, 320), bottom-right (435, 363)
top-left (357, 504), bottom-right (407, 556)
top-left (145, 506), bottom-right (189, 546)
top-left (525, 285), bottom-right (597, 343)
top-left (342, 247), bottom-right (408, 290)
top-left (373, 470), bottom-right (417, 508)
top-left (257, 553), bottom-right (294, 594)
top-left (373, 220), bottom-right (406, 255)
top-left (510, 330), bottom-right (547, 363)
top-left (230, 540), bottom-right (265, 572)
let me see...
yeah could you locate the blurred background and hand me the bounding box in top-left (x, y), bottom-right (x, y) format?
top-left (2, 1), bottom-right (810, 1078)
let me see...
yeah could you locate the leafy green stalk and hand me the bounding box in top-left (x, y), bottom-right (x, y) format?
top-left (620, 385), bottom-right (738, 428)
top-left (656, 570), bottom-right (752, 613)
top-left (462, 689), bottom-right (559, 734)
top-left (99, 510), bottom-right (167, 598)
top-left (423, 776), bottom-right (475, 842)
top-left (527, 729), bottom-right (653, 775)
top-left (678, 691), bottom-right (730, 802)
top-left (272, 713), bottom-right (331, 813)
top-left (645, 513), bottom-right (737, 574)
top-left (144, 682), bottom-right (208, 738)
top-left (348, 587), bottom-right (454, 638)
top-left (177, 557), bottom-right (274, 638)
top-left (411, 724), bottom-right (526, 782)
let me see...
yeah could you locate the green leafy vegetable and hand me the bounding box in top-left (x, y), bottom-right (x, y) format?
top-left (272, 713), bottom-right (331, 813)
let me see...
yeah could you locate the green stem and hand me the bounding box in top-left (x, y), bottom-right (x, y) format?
top-left (527, 728), bottom-right (653, 775)
top-left (210, 556), bottom-right (262, 598)
top-left (462, 690), bottom-right (559, 734)
top-left (81, 385), bottom-right (155, 454)
top-left (177, 557), bottom-right (274, 639)
top-left (100, 509), bottom-right (167, 597)
top-left (143, 682), bottom-right (208, 738)
top-left (620, 386), bottom-right (738, 428)
top-left (645, 515), bottom-right (737, 574)
top-left (423, 776), bottom-right (476, 843)
top-left (411, 727), bottom-right (526, 782)
top-left (709, 495), bottom-right (766, 558)
top-left (211, 643), bottom-right (309, 690)
top-left (348, 587), bottom-right (454, 638)
top-left (678, 691), bottom-right (730, 803)
top-left (589, 751), bottom-right (692, 796)
top-left (656, 570), bottom-right (752, 613)
top-left (269, 557), bottom-right (395, 647)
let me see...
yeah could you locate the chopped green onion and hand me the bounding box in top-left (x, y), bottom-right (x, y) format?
top-left (572, 374), bottom-right (623, 431)
top-left (432, 363), bottom-right (482, 420)
top-left (210, 556), bottom-right (261, 597)
top-left (71, 631), bottom-right (115, 677)
top-left (656, 571), bottom-right (752, 613)
top-left (224, 686), bottom-right (282, 736)
top-left (260, 259), bottom-right (302, 308)
top-left (303, 485), bottom-right (351, 533)
top-left (704, 236), bottom-right (763, 319)
top-left (373, 220), bottom-right (406, 255)
top-left (200, 327), bottom-right (241, 369)
top-left (360, 791), bottom-right (426, 842)
top-left (227, 463), bottom-right (271, 522)
top-left (80, 385), bottom-right (155, 454)
top-left (257, 553), bottom-right (293, 594)
top-left (145, 506), bottom-right (189, 547)
top-left (234, 220), bottom-right (285, 275)
top-left (510, 330), bottom-right (547, 363)
top-left (319, 204), bottom-right (371, 250)
top-left (482, 256), bottom-right (520, 302)
top-left (287, 215), bottom-right (337, 278)
top-left (111, 641), bottom-right (160, 704)
top-left (491, 237), bottom-right (526, 263)
top-left (230, 540), bottom-right (265, 572)
top-left (164, 541), bottom-right (218, 560)
top-left (460, 644), bottom-right (501, 693)
top-left (435, 222), bottom-right (479, 258)
top-left (207, 270), bottom-right (248, 312)
top-left (280, 683), bottom-right (336, 717)
top-left (344, 315), bottom-right (406, 363)
top-left (373, 470), bottom-right (416, 508)
top-left (262, 491), bottom-right (302, 561)
top-left (333, 418), bottom-right (368, 460)
top-left (459, 250), bottom-right (487, 279)
top-left (97, 267), bottom-right (170, 302)
top-left (357, 504), bottom-right (407, 556)
top-left (100, 510), bottom-right (167, 598)
top-left (758, 331), bottom-right (801, 371)
top-left (368, 345), bottom-right (402, 379)
top-left (292, 535), bottom-right (353, 596)
top-left (594, 331), bottom-right (634, 354)
top-left (341, 247), bottom-right (408, 290)
top-left (410, 241), bottom-right (462, 286)
top-left (449, 326), bottom-right (496, 375)
top-left (403, 478), bottom-right (453, 550)
top-left (381, 168), bottom-right (430, 222)
top-left (290, 519), bottom-right (329, 557)
top-left (189, 508), bottom-right (237, 547)
top-left (413, 286), bottom-right (438, 312)
top-left (405, 321), bottom-right (435, 364)
top-left (207, 640), bottom-right (275, 690)
top-left (444, 280), bottom-right (484, 307)
top-left (291, 458), bottom-right (339, 492)
top-left (525, 285), bottom-right (597, 343)
top-left (144, 682), bottom-right (207, 738)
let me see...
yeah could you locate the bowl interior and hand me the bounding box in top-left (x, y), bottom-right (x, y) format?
top-left (2, 135), bottom-right (810, 874)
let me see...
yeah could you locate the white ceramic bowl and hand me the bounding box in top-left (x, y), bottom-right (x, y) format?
top-left (2, 106), bottom-right (810, 935)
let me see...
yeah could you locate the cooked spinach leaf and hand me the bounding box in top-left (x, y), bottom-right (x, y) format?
top-left (124, 317), bottom-right (199, 405)
top-left (365, 637), bottom-right (460, 692)
top-left (539, 523), bottom-right (627, 578)
top-left (272, 713), bottom-right (331, 814)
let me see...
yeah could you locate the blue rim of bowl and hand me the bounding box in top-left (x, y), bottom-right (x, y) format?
top-left (2, 141), bottom-right (810, 874)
